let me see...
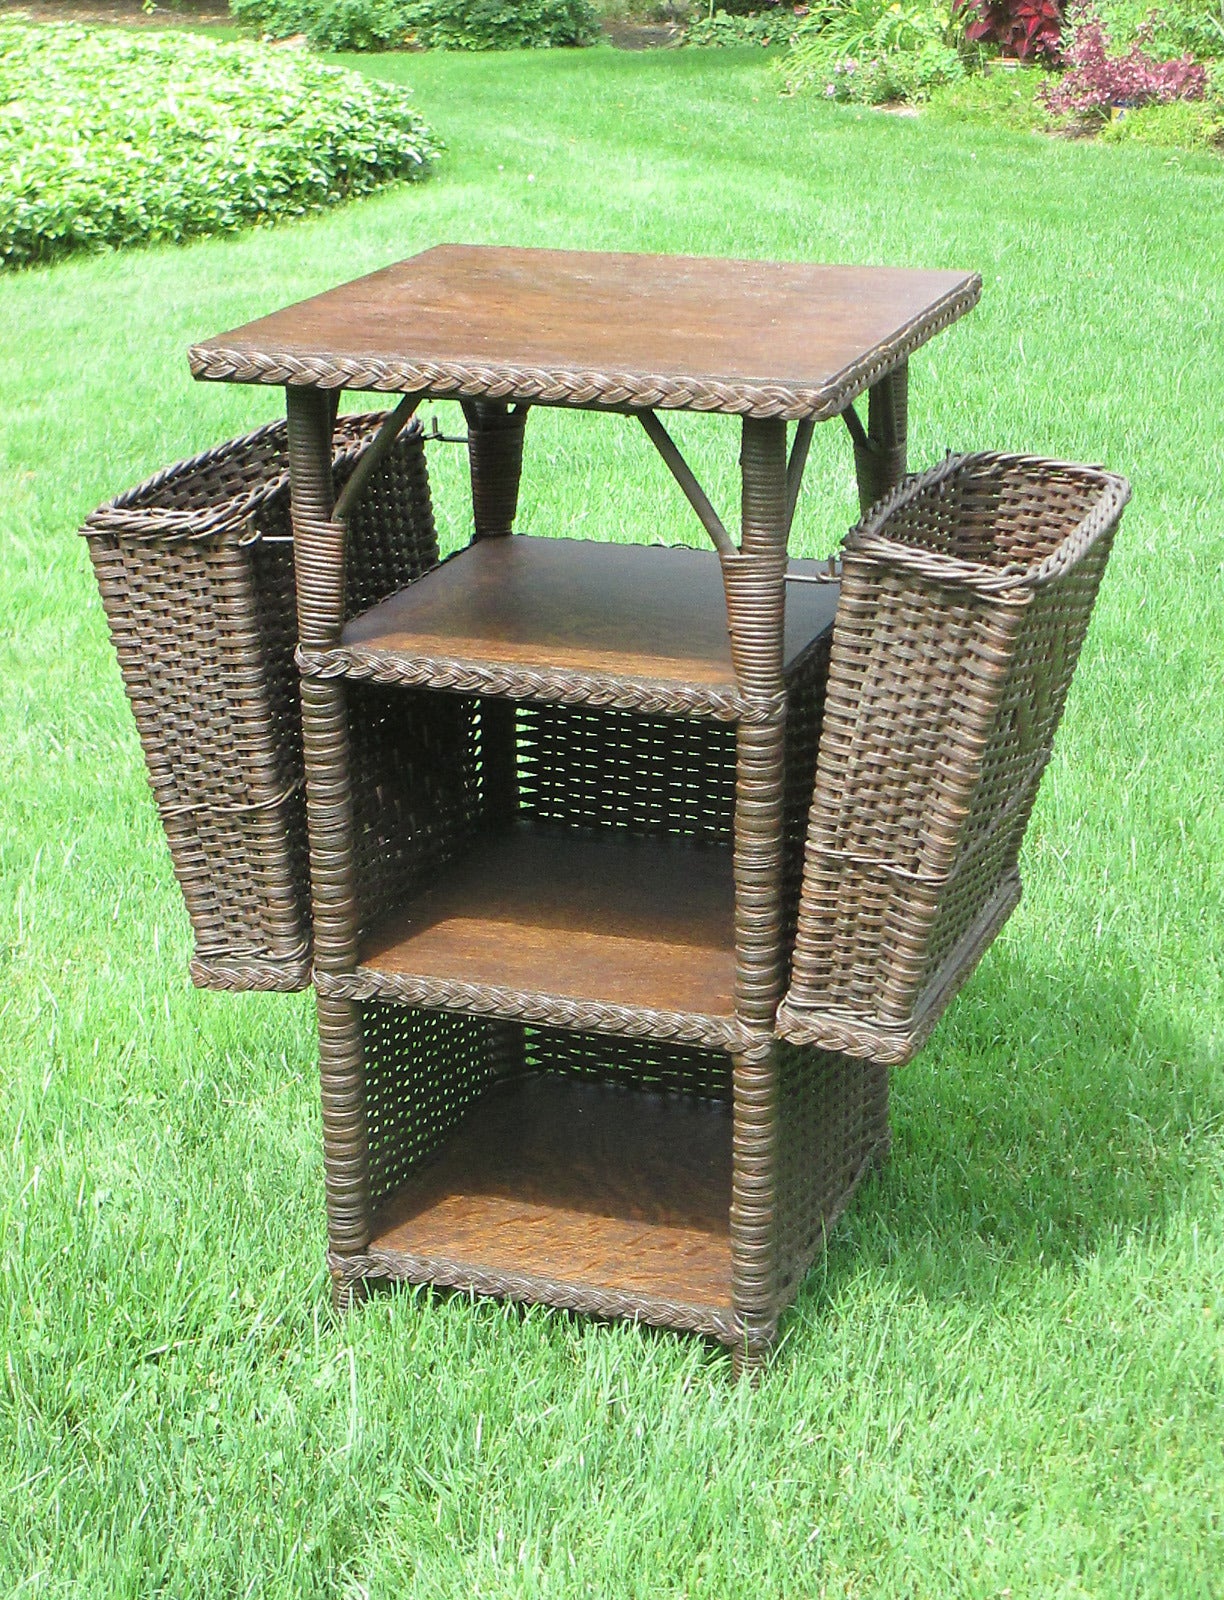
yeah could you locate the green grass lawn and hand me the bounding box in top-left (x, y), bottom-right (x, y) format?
top-left (2, 41), bottom-right (1222, 1599)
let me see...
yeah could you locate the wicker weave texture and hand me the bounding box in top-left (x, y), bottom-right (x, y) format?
top-left (779, 451), bottom-right (1131, 1064)
top-left (83, 413), bottom-right (438, 991)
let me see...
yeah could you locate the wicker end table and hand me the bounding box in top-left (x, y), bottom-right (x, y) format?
top-left (190, 246), bottom-right (982, 1370)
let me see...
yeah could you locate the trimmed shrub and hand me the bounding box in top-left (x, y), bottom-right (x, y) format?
top-left (1097, 88), bottom-right (1224, 147)
top-left (230, 0), bottom-right (600, 50)
top-left (0, 21), bottom-right (439, 269)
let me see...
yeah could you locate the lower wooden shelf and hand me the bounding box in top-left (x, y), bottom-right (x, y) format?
top-left (366, 1074), bottom-right (735, 1332)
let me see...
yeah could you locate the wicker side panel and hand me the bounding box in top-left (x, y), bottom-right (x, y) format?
top-left (772, 1047), bottom-right (888, 1310)
top-left (523, 1025), bottom-right (732, 1103)
top-left (360, 1003), bottom-right (513, 1211)
top-left (84, 414), bottom-right (438, 992)
top-left (516, 703), bottom-right (735, 844)
top-left (344, 423), bottom-right (440, 620)
top-left (918, 531), bottom-right (1116, 987)
top-left (780, 453), bottom-right (1127, 1064)
top-left (780, 635), bottom-right (832, 984)
top-left (785, 566), bottom-right (1025, 1033)
top-left (347, 686), bottom-right (492, 941)
top-left (85, 521), bottom-right (309, 985)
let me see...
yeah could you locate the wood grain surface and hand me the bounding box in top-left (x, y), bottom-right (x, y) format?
top-left (370, 1074), bottom-right (734, 1309)
top-left (360, 823), bottom-right (736, 1018)
top-left (190, 245), bottom-right (980, 419)
top-left (341, 538), bottom-right (840, 688)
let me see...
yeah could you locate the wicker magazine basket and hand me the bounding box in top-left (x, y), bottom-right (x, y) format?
top-left (83, 413), bottom-right (438, 992)
top-left (778, 451), bottom-right (1131, 1065)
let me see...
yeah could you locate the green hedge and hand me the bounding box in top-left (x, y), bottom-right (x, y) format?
top-left (0, 21), bottom-right (439, 269)
top-left (230, 0), bottom-right (600, 51)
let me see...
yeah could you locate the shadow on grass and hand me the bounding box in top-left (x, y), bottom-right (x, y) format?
top-left (799, 942), bottom-right (1221, 1318)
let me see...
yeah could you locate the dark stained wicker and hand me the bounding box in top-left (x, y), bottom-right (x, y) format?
top-left (190, 246), bottom-right (980, 423)
top-left (84, 413), bottom-right (438, 991)
top-left (191, 249), bottom-right (1005, 1373)
top-left (778, 452), bottom-right (1131, 1066)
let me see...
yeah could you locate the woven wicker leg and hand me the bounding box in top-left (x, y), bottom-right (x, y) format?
top-left (331, 1265), bottom-right (371, 1315)
top-left (853, 361), bottom-right (909, 517)
top-left (724, 417), bottom-right (790, 1355)
top-left (463, 400), bottom-right (528, 537)
top-left (286, 387), bottom-right (373, 1292)
top-left (731, 1340), bottom-right (769, 1385)
top-left (464, 402), bottom-right (529, 824)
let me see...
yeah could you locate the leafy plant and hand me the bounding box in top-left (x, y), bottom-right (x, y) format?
top-left (1097, 85), bottom-right (1224, 144)
top-left (404, 0), bottom-right (600, 50)
top-left (685, 6), bottom-right (802, 46)
top-left (954, 0), bottom-right (1064, 62)
top-left (1094, 0), bottom-right (1224, 61)
top-left (1040, 3), bottom-right (1207, 119)
top-left (0, 20), bottom-right (439, 269)
top-left (925, 61), bottom-right (1057, 127)
top-left (782, 0), bottom-right (964, 102)
top-left (231, 0), bottom-right (600, 49)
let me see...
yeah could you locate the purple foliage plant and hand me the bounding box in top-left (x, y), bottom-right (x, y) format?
top-left (1040, 4), bottom-right (1208, 118)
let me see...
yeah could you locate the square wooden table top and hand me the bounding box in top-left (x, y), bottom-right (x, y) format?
top-left (189, 244), bottom-right (980, 421)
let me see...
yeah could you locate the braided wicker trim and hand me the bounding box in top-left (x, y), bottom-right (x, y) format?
top-left (84, 413), bottom-right (413, 543)
top-left (315, 967), bottom-right (752, 1054)
top-left (847, 451), bottom-right (1133, 594)
top-left (329, 1248), bottom-right (741, 1341)
top-left (296, 645), bottom-right (786, 725)
top-left (190, 949), bottom-right (312, 992)
top-left (777, 874), bottom-right (1021, 1064)
top-left (187, 279), bottom-right (980, 421)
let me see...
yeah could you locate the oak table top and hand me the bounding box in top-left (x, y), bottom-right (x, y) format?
top-left (189, 244), bottom-right (981, 421)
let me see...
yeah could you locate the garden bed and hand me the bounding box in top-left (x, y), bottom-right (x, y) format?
top-left (0, 18), bottom-right (439, 267)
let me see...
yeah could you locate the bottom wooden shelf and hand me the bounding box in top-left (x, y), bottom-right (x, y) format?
top-left (367, 1074), bottom-right (735, 1329)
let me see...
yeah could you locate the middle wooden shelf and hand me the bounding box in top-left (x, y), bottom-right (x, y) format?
top-left (302, 536), bottom-right (840, 721)
top-left (309, 534), bottom-right (842, 1051)
top-left (317, 821), bottom-right (740, 1047)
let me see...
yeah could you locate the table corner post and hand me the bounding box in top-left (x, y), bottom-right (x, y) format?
top-left (854, 358), bottom-right (909, 518)
top-left (727, 414), bottom-right (790, 1361)
top-left (284, 383), bottom-right (371, 1280)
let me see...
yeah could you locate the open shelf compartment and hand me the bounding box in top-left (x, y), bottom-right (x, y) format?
top-left (368, 1073), bottom-right (736, 1332)
top-left (348, 1005), bottom-right (890, 1344)
top-left (358, 1008), bottom-right (738, 1339)
top-left (313, 537), bottom-right (840, 720)
top-left (327, 651), bottom-right (829, 1047)
top-left (356, 821), bottom-right (737, 1038)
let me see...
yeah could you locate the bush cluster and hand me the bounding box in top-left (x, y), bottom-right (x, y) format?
top-left (1094, 0), bottom-right (1224, 62)
top-left (0, 21), bottom-right (439, 269)
top-left (1041, 3), bottom-right (1208, 117)
top-left (781, 0), bottom-right (1221, 150)
top-left (684, 7), bottom-right (802, 48)
top-left (955, 0), bottom-right (1063, 63)
top-left (782, 0), bottom-right (964, 103)
top-left (230, 0), bottom-right (600, 50)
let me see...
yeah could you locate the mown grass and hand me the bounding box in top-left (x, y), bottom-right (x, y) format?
top-left (1, 41), bottom-right (1222, 1599)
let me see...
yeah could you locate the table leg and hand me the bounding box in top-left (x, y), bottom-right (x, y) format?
top-left (462, 399), bottom-right (529, 538)
top-left (285, 385), bottom-right (371, 1304)
top-left (725, 415), bottom-right (789, 1366)
top-left (462, 401), bottom-right (531, 1074)
top-left (853, 360), bottom-right (909, 517)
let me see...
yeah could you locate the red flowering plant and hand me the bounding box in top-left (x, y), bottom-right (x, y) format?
top-left (955, 0), bottom-right (1064, 62)
top-left (1040, 4), bottom-right (1208, 120)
